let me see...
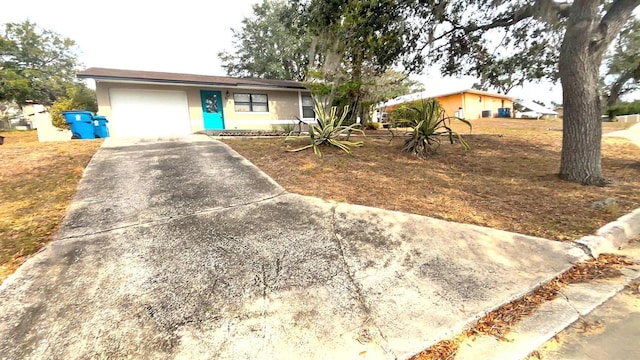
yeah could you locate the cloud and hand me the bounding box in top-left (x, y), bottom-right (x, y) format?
top-left (0, 0), bottom-right (258, 75)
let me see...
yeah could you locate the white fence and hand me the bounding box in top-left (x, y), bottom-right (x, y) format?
top-left (615, 113), bottom-right (640, 123)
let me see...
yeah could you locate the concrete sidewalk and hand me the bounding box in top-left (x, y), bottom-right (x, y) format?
top-left (455, 240), bottom-right (640, 360)
top-left (535, 239), bottom-right (640, 360)
top-left (0, 136), bottom-right (586, 359)
top-left (604, 122), bottom-right (640, 147)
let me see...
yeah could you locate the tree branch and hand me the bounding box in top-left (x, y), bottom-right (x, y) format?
top-left (461, 0), bottom-right (572, 34)
top-left (534, 0), bottom-right (572, 19)
top-left (593, 0), bottom-right (640, 54)
top-left (607, 63), bottom-right (640, 106)
top-left (466, 10), bottom-right (530, 32)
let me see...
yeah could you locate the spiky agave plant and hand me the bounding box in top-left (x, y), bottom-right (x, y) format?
top-left (397, 98), bottom-right (472, 157)
top-left (286, 98), bottom-right (364, 157)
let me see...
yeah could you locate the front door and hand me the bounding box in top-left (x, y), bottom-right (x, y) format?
top-left (200, 90), bottom-right (225, 130)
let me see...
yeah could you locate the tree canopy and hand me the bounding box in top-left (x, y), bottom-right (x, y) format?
top-left (407, 0), bottom-right (640, 184)
top-left (407, 1), bottom-right (565, 93)
top-left (357, 69), bottom-right (424, 123)
top-left (603, 18), bottom-right (640, 107)
top-left (218, 0), bottom-right (310, 81)
top-left (0, 20), bottom-right (80, 105)
top-left (300, 0), bottom-right (415, 122)
top-left (220, 0), bottom-right (416, 123)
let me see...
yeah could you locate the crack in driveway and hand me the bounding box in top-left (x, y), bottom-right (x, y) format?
top-left (330, 204), bottom-right (397, 359)
top-left (56, 191), bottom-right (288, 241)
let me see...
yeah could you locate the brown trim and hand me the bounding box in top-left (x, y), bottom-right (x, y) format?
top-left (77, 67), bottom-right (306, 90)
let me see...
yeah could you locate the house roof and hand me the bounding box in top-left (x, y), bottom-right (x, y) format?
top-left (379, 88), bottom-right (514, 108)
top-left (76, 67), bottom-right (307, 90)
top-left (513, 99), bottom-right (558, 115)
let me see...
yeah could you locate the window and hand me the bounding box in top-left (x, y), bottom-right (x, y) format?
top-left (233, 93), bottom-right (269, 112)
top-left (301, 94), bottom-right (314, 118)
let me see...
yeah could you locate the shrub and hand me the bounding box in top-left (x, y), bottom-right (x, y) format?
top-left (395, 98), bottom-right (472, 157)
top-left (282, 123), bottom-right (295, 134)
top-left (50, 83), bottom-right (98, 130)
top-left (286, 97), bottom-right (364, 157)
top-left (363, 122), bottom-right (383, 130)
top-left (49, 96), bottom-right (75, 130)
top-left (607, 99), bottom-right (640, 118)
top-left (388, 105), bottom-right (413, 125)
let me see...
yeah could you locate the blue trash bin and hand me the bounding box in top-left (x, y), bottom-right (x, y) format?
top-left (62, 111), bottom-right (95, 139)
top-left (505, 108), bottom-right (512, 118)
top-left (92, 115), bottom-right (110, 138)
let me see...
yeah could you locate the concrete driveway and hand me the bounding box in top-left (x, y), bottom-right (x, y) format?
top-left (0, 136), bottom-right (586, 359)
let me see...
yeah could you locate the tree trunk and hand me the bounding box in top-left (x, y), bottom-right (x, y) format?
top-left (558, 0), bottom-right (640, 185)
top-left (558, 2), bottom-right (605, 185)
top-left (349, 50), bottom-right (364, 125)
top-left (558, 60), bottom-right (604, 185)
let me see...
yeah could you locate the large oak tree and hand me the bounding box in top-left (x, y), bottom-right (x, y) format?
top-left (410, 0), bottom-right (640, 185)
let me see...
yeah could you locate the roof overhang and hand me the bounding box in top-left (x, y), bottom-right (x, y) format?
top-left (513, 99), bottom-right (558, 115)
top-left (377, 88), bottom-right (515, 109)
top-left (88, 77), bottom-right (309, 92)
top-left (439, 89), bottom-right (514, 101)
top-left (77, 67), bottom-right (308, 91)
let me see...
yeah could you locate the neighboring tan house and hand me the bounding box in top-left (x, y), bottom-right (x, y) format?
top-left (76, 67), bottom-right (314, 138)
top-left (554, 107), bottom-right (563, 118)
top-left (379, 89), bottom-right (515, 120)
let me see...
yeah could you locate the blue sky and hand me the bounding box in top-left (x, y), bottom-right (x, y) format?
top-left (1, 0), bottom-right (567, 105)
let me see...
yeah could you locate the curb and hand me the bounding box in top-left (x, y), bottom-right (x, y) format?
top-left (454, 208), bottom-right (640, 359)
top-left (575, 208), bottom-right (640, 258)
top-left (454, 264), bottom-right (640, 360)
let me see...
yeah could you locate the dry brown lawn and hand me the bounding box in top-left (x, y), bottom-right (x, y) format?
top-left (224, 118), bottom-right (639, 242)
top-left (0, 131), bottom-right (102, 283)
top-left (1, 120), bottom-right (635, 283)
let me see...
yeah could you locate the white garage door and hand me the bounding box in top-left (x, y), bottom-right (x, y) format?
top-left (108, 88), bottom-right (191, 137)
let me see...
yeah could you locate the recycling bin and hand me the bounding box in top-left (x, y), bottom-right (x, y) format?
top-left (498, 108), bottom-right (512, 118)
top-left (62, 111), bottom-right (95, 139)
top-left (92, 115), bottom-right (110, 138)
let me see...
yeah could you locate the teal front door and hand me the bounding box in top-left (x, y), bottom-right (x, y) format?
top-left (201, 90), bottom-right (225, 130)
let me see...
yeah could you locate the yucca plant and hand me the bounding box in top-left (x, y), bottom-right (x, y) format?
top-left (286, 97), bottom-right (364, 157)
top-left (395, 98), bottom-right (472, 157)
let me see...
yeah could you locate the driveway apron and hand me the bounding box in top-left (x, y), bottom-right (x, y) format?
top-left (0, 135), bottom-right (586, 360)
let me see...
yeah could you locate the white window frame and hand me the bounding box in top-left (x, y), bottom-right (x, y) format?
top-left (233, 93), bottom-right (269, 113)
top-left (299, 92), bottom-right (315, 120)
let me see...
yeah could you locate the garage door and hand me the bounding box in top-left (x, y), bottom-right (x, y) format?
top-left (108, 88), bottom-right (191, 137)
